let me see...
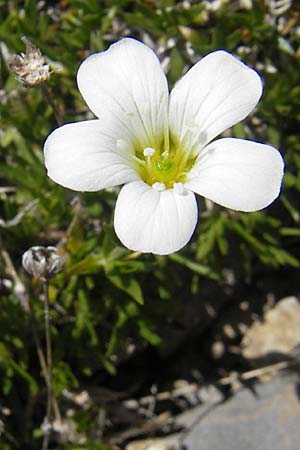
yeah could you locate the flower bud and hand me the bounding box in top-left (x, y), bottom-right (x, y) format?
top-left (22, 246), bottom-right (64, 281)
top-left (9, 35), bottom-right (50, 87)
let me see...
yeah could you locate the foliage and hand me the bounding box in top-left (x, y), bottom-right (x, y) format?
top-left (0, 0), bottom-right (299, 447)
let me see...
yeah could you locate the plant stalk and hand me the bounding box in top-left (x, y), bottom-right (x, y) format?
top-left (29, 299), bottom-right (61, 423)
top-left (42, 279), bottom-right (53, 450)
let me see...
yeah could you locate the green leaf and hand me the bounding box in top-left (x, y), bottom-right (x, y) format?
top-left (52, 361), bottom-right (79, 397)
top-left (170, 253), bottom-right (219, 279)
top-left (137, 319), bottom-right (161, 346)
top-left (67, 254), bottom-right (105, 275)
top-left (107, 273), bottom-right (144, 305)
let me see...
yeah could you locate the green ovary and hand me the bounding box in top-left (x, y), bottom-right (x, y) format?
top-left (137, 143), bottom-right (196, 189)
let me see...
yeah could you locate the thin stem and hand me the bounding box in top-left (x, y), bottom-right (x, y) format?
top-left (30, 304), bottom-right (48, 384)
top-left (41, 84), bottom-right (63, 126)
top-left (42, 280), bottom-right (53, 450)
top-left (28, 299), bottom-right (61, 423)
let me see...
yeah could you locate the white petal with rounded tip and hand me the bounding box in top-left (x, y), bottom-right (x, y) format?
top-left (185, 138), bottom-right (284, 212)
top-left (114, 181), bottom-right (198, 255)
top-left (169, 51), bottom-right (263, 150)
top-left (44, 120), bottom-right (139, 191)
top-left (77, 38), bottom-right (169, 149)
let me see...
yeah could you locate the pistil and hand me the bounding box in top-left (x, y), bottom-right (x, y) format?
top-left (131, 138), bottom-right (197, 189)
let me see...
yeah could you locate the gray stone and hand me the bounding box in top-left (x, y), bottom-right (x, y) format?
top-left (183, 376), bottom-right (300, 450)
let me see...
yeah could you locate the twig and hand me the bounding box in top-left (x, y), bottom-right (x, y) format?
top-left (218, 360), bottom-right (289, 385)
top-left (0, 245), bottom-right (29, 311)
top-left (133, 360), bottom-right (291, 414)
top-left (0, 199), bottom-right (39, 228)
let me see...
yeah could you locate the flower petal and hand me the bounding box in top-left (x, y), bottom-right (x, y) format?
top-left (77, 38), bottom-right (169, 149)
top-left (185, 138), bottom-right (284, 212)
top-left (44, 120), bottom-right (139, 191)
top-left (169, 51), bottom-right (263, 149)
top-left (114, 181), bottom-right (198, 255)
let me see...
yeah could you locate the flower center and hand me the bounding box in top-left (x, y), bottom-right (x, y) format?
top-left (133, 141), bottom-right (196, 190)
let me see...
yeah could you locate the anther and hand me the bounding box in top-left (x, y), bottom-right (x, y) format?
top-left (152, 182), bottom-right (166, 192)
top-left (143, 147), bottom-right (155, 157)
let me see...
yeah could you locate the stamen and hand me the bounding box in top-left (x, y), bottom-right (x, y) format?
top-left (152, 182), bottom-right (166, 192)
top-left (161, 150), bottom-right (169, 160)
top-left (143, 147), bottom-right (155, 181)
top-left (130, 155), bottom-right (146, 166)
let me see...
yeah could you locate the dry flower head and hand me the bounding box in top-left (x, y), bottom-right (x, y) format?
top-left (9, 35), bottom-right (50, 87)
top-left (22, 246), bottom-right (64, 281)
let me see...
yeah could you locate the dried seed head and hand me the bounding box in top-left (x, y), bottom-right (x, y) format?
top-left (9, 35), bottom-right (50, 87)
top-left (22, 246), bottom-right (64, 281)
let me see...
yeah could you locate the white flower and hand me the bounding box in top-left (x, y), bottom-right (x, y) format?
top-left (44, 38), bottom-right (284, 255)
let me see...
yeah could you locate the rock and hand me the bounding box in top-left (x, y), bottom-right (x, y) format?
top-left (242, 297), bottom-right (300, 360)
top-left (125, 376), bottom-right (300, 450)
top-left (125, 439), bottom-right (169, 450)
top-left (183, 376), bottom-right (300, 450)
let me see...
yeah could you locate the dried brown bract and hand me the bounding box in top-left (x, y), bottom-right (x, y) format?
top-left (9, 35), bottom-right (50, 87)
